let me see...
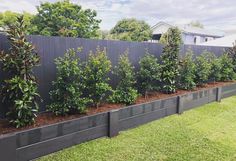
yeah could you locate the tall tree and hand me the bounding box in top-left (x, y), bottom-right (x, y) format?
top-left (30, 0), bottom-right (101, 38)
top-left (188, 21), bottom-right (204, 28)
top-left (110, 18), bottom-right (152, 42)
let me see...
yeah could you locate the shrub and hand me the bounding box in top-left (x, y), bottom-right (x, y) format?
top-left (220, 53), bottom-right (235, 81)
top-left (209, 55), bottom-right (222, 82)
top-left (109, 51), bottom-right (138, 105)
top-left (194, 51), bottom-right (212, 86)
top-left (161, 27), bottom-right (182, 93)
top-left (0, 16), bottom-right (40, 128)
top-left (178, 49), bottom-right (196, 90)
top-left (84, 47), bottom-right (112, 107)
top-left (48, 49), bottom-right (89, 116)
top-left (137, 53), bottom-right (161, 97)
top-left (227, 43), bottom-right (236, 73)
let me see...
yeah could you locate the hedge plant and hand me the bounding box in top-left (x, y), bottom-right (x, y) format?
top-left (84, 47), bottom-right (112, 108)
top-left (209, 54), bottom-right (222, 83)
top-left (137, 53), bottom-right (161, 98)
top-left (178, 49), bottom-right (196, 90)
top-left (0, 16), bottom-right (40, 128)
top-left (110, 51), bottom-right (138, 105)
top-left (48, 48), bottom-right (90, 115)
top-left (220, 53), bottom-right (235, 81)
top-left (227, 43), bottom-right (236, 73)
top-left (194, 51), bottom-right (212, 86)
top-left (161, 27), bottom-right (182, 93)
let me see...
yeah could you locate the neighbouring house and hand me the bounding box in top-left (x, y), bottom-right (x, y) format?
top-left (151, 21), bottom-right (225, 45)
top-left (200, 34), bottom-right (236, 47)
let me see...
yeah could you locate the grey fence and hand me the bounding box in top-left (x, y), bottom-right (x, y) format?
top-left (0, 34), bottom-right (228, 117)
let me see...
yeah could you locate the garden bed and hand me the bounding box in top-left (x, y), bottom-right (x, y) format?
top-left (0, 81), bottom-right (234, 136)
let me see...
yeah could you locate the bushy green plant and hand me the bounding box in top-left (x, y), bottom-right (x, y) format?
top-left (84, 47), bottom-right (112, 107)
top-left (161, 27), bottom-right (182, 93)
top-left (220, 53), bottom-right (235, 81)
top-left (227, 43), bottom-right (236, 73)
top-left (194, 51), bottom-right (212, 86)
top-left (0, 16), bottom-right (40, 127)
top-left (209, 55), bottom-right (222, 82)
top-left (137, 53), bottom-right (161, 97)
top-left (110, 51), bottom-right (138, 105)
top-left (48, 48), bottom-right (89, 115)
top-left (178, 49), bottom-right (196, 90)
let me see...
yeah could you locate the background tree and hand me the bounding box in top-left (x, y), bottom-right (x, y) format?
top-left (227, 43), bottom-right (236, 73)
top-left (0, 11), bottom-right (34, 33)
top-left (161, 27), bottom-right (182, 93)
top-left (0, 16), bottom-right (40, 128)
top-left (178, 49), bottom-right (196, 90)
top-left (30, 0), bottom-right (101, 38)
top-left (110, 18), bottom-right (152, 42)
top-left (188, 21), bottom-right (204, 28)
top-left (84, 47), bottom-right (112, 108)
top-left (110, 51), bottom-right (138, 105)
top-left (137, 53), bottom-right (161, 98)
top-left (48, 48), bottom-right (89, 116)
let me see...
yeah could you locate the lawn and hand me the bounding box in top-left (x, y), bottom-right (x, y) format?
top-left (38, 96), bottom-right (236, 161)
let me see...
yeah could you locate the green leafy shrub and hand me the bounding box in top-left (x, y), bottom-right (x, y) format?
top-left (220, 53), bottom-right (235, 81)
top-left (110, 51), bottom-right (138, 105)
top-left (209, 55), bottom-right (222, 82)
top-left (0, 16), bottom-right (40, 128)
top-left (84, 47), bottom-right (112, 107)
top-left (48, 49), bottom-right (89, 116)
top-left (178, 49), bottom-right (196, 90)
top-left (137, 53), bottom-right (161, 97)
top-left (227, 43), bottom-right (236, 73)
top-left (161, 27), bottom-right (182, 93)
top-left (194, 51), bottom-right (212, 86)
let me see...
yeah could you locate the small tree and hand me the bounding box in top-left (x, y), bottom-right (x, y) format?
top-left (220, 53), bottom-right (235, 81)
top-left (194, 51), bottom-right (212, 86)
top-left (161, 27), bottom-right (182, 93)
top-left (178, 49), bottom-right (196, 90)
top-left (0, 16), bottom-right (40, 128)
top-left (209, 55), bottom-right (222, 83)
top-left (137, 53), bottom-right (161, 98)
top-left (110, 51), bottom-right (138, 105)
top-left (227, 42), bottom-right (236, 73)
top-left (48, 49), bottom-right (89, 116)
top-left (84, 47), bottom-right (112, 107)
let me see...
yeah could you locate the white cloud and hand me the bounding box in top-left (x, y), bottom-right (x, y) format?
top-left (0, 0), bottom-right (235, 31)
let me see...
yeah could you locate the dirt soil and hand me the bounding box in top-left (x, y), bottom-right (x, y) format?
top-left (0, 81), bottom-right (234, 136)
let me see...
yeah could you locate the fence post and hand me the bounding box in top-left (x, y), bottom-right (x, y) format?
top-left (216, 87), bottom-right (222, 102)
top-left (177, 96), bottom-right (184, 114)
top-left (108, 109), bottom-right (119, 137)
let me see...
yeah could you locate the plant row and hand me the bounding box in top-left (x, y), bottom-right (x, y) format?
top-left (1, 18), bottom-right (236, 128)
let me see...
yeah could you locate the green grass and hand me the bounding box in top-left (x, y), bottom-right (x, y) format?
top-left (38, 96), bottom-right (236, 161)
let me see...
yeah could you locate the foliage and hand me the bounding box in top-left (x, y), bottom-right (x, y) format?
top-left (178, 49), bottom-right (196, 90)
top-left (30, 0), bottom-right (101, 38)
top-left (160, 27), bottom-right (182, 93)
top-left (137, 53), bottom-right (161, 97)
top-left (219, 53), bottom-right (235, 81)
top-left (0, 11), bottom-right (34, 28)
top-left (188, 21), bottom-right (204, 28)
top-left (0, 16), bottom-right (40, 127)
top-left (209, 54), bottom-right (222, 82)
top-left (110, 18), bottom-right (152, 42)
top-left (110, 51), bottom-right (138, 105)
top-left (227, 43), bottom-right (236, 73)
top-left (194, 51), bottom-right (212, 86)
top-left (48, 49), bottom-right (89, 115)
top-left (84, 47), bottom-right (112, 107)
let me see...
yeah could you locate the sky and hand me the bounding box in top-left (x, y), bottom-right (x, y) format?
top-left (0, 0), bottom-right (235, 31)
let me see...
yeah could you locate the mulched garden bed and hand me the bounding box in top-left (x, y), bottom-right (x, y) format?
top-left (0, 81), bottom-right (234, 136)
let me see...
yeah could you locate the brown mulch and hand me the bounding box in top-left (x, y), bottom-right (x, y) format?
top-left (0, 81), bottom-right (234, 136)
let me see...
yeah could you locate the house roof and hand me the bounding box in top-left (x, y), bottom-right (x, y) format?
top-left (152, 21), bottom-right (225, 37)
top-left (199, 34), bottom-right (236, 47)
